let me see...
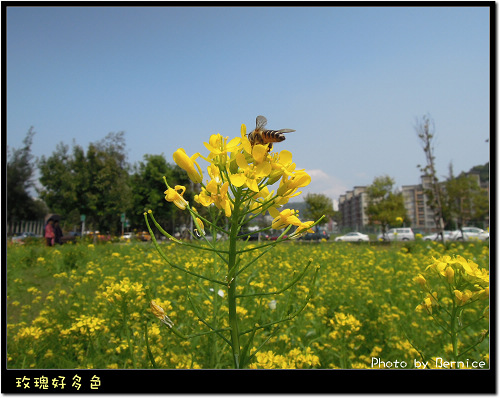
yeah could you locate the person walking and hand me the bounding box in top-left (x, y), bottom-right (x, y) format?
top-left (54, 220), bottom-right (63, 245)
top-left (45, 219), bottom-right (55, 246)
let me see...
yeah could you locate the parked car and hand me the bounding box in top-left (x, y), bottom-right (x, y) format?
top-left (11, 232), bottom-right (41, 244)
top-left (422, 231), bottom-right (453, 241)
top-left (238, 230), bottom-right (260, 241)
top-left (120, 232), bottom-right (136, 241)
top-left (265, 232), bottom-right (288, 241)
top-left (450, 227), bottom-right (489, 241)
top-left (136, 231), bottom-right (151, 241)
top-left (335, 232), bottom-right (369, 242)
top-left (377, 228), bottom-right (415, 241)
top-left (301, 230), bottom-right (330, 241)
top-left (204, 232), bottom-right (224, 241)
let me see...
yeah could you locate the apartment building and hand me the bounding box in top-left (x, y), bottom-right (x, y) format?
top-left (338, 179), bottom-right (436, 232)
top-left (338, 186), bottom-right (370, 231)
top-left (402, 176), bottom-right (436, 230)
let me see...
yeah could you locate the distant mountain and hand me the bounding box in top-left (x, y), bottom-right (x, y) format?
top-left (469, 162), bottom-right (489, 183)
top-left (281, 201), bottom-right (307, 213)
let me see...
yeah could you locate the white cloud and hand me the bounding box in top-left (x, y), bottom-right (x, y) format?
top-left (288, 169), bottom-right (349, 210)
top-left (306, 169), bottom-right (331, 180)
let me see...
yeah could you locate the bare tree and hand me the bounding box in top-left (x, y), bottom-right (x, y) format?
top-left (415, 114), bottom-right (445, 242)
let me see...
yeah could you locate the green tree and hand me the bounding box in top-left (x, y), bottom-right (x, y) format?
top-left (129, 154), bottom-right (173, 230)
top-left (38, 132), bottom-right (132, 234)
top-left (444, 165), bottom-right (489, 232)
top-left (366, 176), bottom-right (408, 234)
top-left (471, 187), bottom-right (489, 228)
top-left (128, 154), bottom-right (199, 234)
top-left (37, 142), bottom-right (76, 216)
top-left (87, 133), bottom-right (132, 233)
top-left (7, 127), bottom-right (46, 232)
top-left (469, 162), bottom-right (489, 184)
top-left (303, 193), bottom-right (335, 226)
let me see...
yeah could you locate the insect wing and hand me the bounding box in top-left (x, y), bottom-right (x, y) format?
top-left (255, 115), bottom-right (268, 130)
top-left (277, 129), bottom-right (295, 133)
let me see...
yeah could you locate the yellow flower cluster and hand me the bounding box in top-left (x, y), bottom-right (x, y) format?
top-left (328, 312), bottom-right (362, 339)
top-left (415, 255), bottom-right (489, 311)
top-left (7, 240), bottom-right (489, 369)
top-left (62, 315), bottom-right (109, 338)
top-left (415, 292), bottom-right (439, 314)
top-left (99, 278), bottom-right (146, 304)
top-left (248, 347), bottom-right (320, 369)
top-left (426, 255), bottom-right (489, 286)
top-left (167, 124), bottom-right (314, 233)
top-left (15, 326), bottom-right (44, 341)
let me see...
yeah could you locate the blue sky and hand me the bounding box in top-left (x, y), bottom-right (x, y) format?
top-left (7, 6), bottom-right (490, 207)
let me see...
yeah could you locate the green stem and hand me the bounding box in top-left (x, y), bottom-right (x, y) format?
top-left (144, 213), bottom-right (227, 286)
top-left (187, 288), bottom-right (231, 346)
top-left (122, 301), bottom-right (137, 368)
top-left (450, 304), bottom-right (459, 362)
top-left (458, 330), bottom-right (488, 358)
top-left (209, 224), bottom-right (222, 367)
top-left (144, 322), bottom-right (158, 369)
top-left (227, 190), bottom-right (242, 369)
top-left (147, 211), bottom-right (229, 255)
top-left (234, 243), bottom-right (277, 279)
top-left (236, 259), bottom-right (313, 298)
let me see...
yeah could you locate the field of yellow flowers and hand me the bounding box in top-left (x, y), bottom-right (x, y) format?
top-left (7, 239), bottom-right (489, 369)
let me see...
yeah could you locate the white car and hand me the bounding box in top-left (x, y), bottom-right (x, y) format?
top-left (11, 232), bottom-right (41, 243)
top-left (377, 228), bottom-right (415, 241)
top-left (335, 232), bottom-right (369, 242)
top-left (423, 231), bottom-right (453, 241)
top-left (120, 232), bottom-right (135, 241)
top-left (450, 227), bottom-right (489, 241)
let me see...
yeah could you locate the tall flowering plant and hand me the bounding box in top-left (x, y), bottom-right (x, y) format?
top-left (413, 255), bottom-right (489, 366)
top-left (144, 123), bottom-right (323, 369)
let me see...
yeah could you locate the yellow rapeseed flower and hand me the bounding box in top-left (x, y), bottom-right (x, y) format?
top-left (173, 148), bottom-right (203, 183)
top-left (454, 289), bottom-right (473, 306)
top-left (203, 133), bottom-right (240, 162)
top-left (150, 300), bottom-right (174, 328)
top-left (164, 181), bottom-right (189, 210)
top-left (413, 274), bottom-right (427, 287)
top-left (268, 207), bottom-right (302, 230)
top-left (230, 152), bottom-right (272, 192)
top-left (277, 170), bottom-right (311, 197)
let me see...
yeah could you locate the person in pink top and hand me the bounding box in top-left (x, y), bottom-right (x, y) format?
top-left (45, 219), bottom-right (55, 246)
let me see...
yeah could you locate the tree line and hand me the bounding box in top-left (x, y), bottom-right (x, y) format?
top-left (8, 122), bottom-right (487, 237)
top-left (7, 129), bottom-right (197, 235)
